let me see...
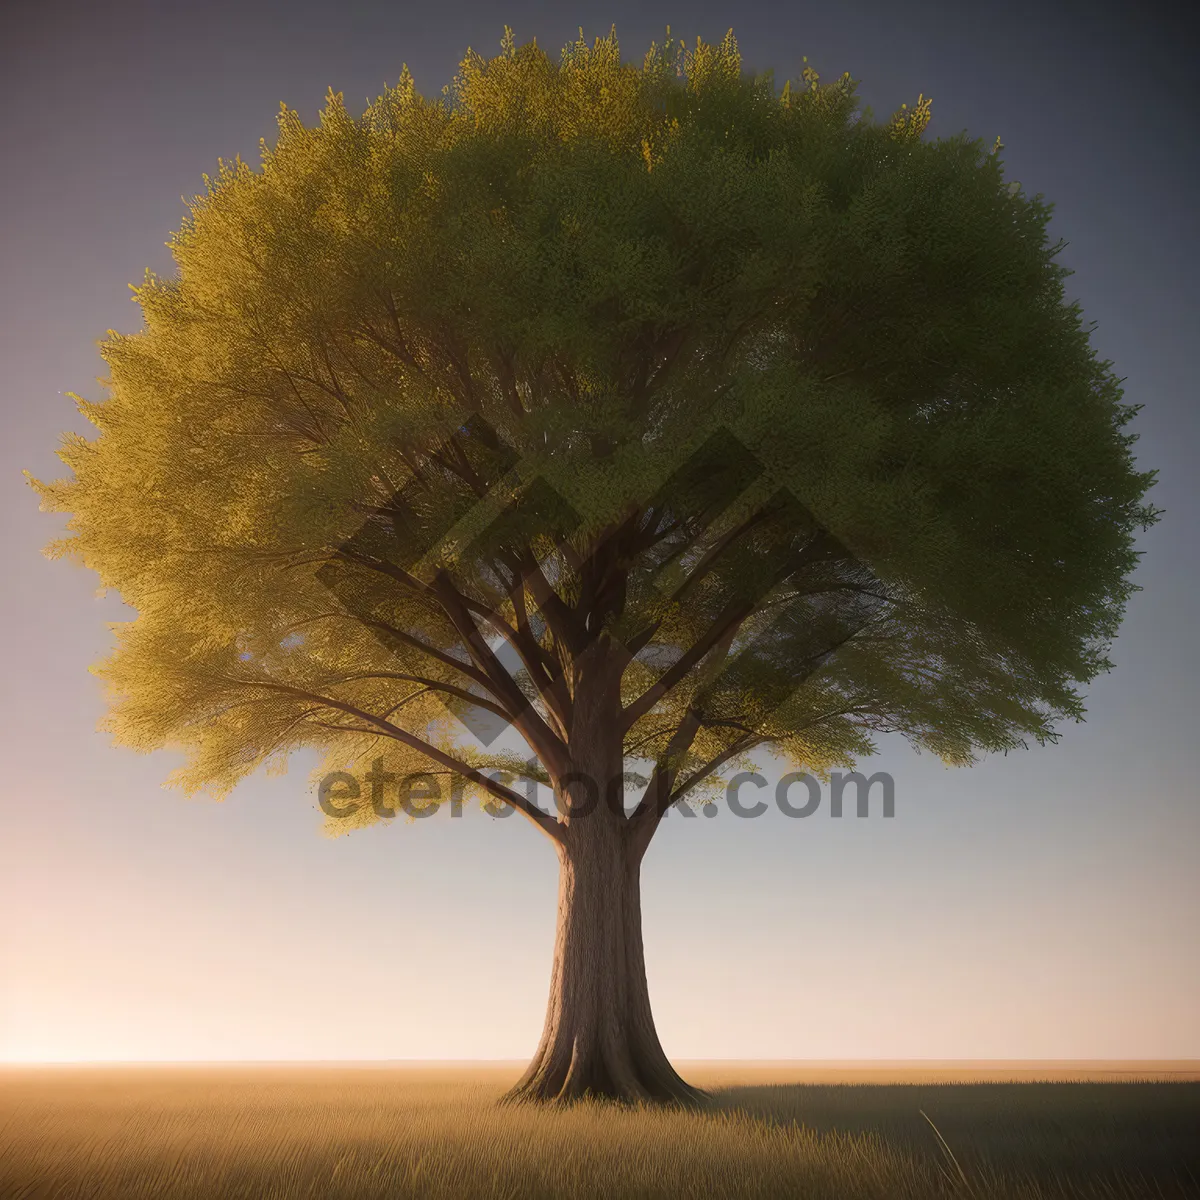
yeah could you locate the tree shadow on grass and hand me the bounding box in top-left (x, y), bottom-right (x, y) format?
top-left (706, 1082), bottom-right (1200, 1195)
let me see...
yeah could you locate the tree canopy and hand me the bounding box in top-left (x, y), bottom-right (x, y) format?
top-left (32, 24), bottom-right (1157, 838)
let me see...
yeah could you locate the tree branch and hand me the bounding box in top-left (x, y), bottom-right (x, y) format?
top-left (313, 670), bottom-right (512, 722)
top-left (620, 530), bottom-right (844, 731)
top-left (620, 595), bottom-right (756, 732)
top-left (459, 590), bottom-right (571, 735)
top-left (219, 674), bottom-right (564, 844)
top-left (432, 572), bottom-right (572, 778)
top-left (348, 614), bottom-right (497, 693)
top-left (630, 708), bottom-right (702, 830)
top-left (667, 734), bottom-right (765, 806)
top-left (513, 552), bottom-right (588, 660)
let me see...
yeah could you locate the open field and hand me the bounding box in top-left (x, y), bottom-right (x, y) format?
top-left (2, 1063), bottom-right (1198, 1199)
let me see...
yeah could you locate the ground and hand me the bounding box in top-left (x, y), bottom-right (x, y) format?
top-left (2, 1063), bottom-right (1197, 1198)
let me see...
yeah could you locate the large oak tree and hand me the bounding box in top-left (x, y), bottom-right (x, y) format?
top-left (32, 27), bottom-right (1158, 1104)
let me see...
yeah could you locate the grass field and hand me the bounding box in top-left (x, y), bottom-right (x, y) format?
top-left (2, 1063), bottom-right (1198, 1198)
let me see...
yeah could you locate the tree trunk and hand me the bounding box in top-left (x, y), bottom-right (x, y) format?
top-left (503, 812), bottom-right (705, 1105)
top-left (503, 642), bottom-right (704, 1106)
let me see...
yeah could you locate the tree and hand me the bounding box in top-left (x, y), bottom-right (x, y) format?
top-left (30, 26), bottom-right (1158, 1104)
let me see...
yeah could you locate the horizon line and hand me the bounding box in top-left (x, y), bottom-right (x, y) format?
top-left (5, 1057), bottom-right (1199, 1068)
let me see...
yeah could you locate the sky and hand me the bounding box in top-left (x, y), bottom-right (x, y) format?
top-left (1, 0), bottom-right (1196, 1064)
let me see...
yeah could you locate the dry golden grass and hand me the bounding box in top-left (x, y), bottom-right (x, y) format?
top-left (2, 1063), bottom-right (1197, 1199)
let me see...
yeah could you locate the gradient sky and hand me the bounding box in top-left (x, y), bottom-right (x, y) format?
top-left (2, 0), bottom-right (1196, 1063)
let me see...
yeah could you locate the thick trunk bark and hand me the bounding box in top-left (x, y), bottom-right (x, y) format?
top-left (503, 643), bottom-right (704, 1106)
top-left (503, 816), bottom-right (704, 1105)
